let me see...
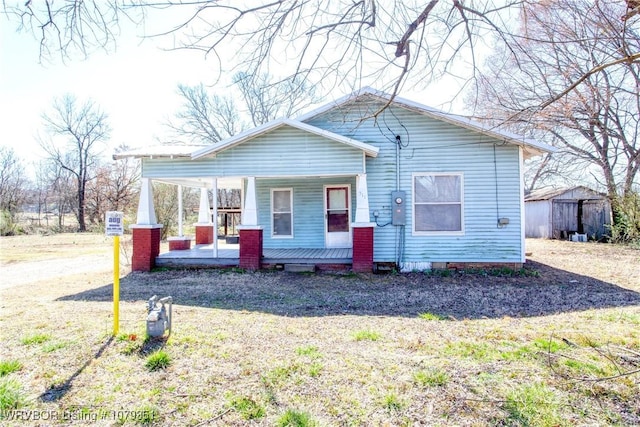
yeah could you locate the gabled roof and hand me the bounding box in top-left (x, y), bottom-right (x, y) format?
top-left (525, 186), bottom-right (606, 202)
top-left (191, 118), bottom-right (379, 159)
top-left (297, 87), bottom-right (556, 158)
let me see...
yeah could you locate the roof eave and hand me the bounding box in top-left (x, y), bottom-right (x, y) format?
top-left (113, 153), bottom-right (193, 160)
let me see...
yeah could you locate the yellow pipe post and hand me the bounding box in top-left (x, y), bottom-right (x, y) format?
top-left (113, 235), bottom-right (120, 336)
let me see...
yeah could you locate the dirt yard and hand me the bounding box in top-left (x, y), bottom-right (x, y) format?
top-left (0, 234), bottom-right (638, 426)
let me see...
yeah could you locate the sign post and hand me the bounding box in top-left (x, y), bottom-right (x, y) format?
top-left (105, 211), bottom-right (124, 336)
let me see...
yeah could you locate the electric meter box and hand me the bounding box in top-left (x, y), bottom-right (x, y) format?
top-left (391, 191), bottom-right (406, 225)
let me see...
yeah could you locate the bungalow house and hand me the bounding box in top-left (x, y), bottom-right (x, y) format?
top-left (118, 88), bottom-right (554, 272)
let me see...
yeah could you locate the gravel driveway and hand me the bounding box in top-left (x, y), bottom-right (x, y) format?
top-left (0, 254), bottom-right (113, 289)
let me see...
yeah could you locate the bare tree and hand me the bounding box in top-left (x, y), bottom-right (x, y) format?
top-left (46, 161), bottom-right (76, 229)
top-left (0, 146), bottom-right (29, 219)
top-left (32, 160), bottom-right (51, 227)
top-left (168, 73), bottom-right (320, 145)
top-left (85, 145), bottom-right (141, 224)
top-left (167, 84), bottom-right (242, 144)
top-left (84, 165), bottom-right (112, 225)
top-left (473, 1), bottom-right (640, 201)
top-left (39, 95), bottom-right (111, 232)
top-left (107, 145), bottom-right (141, 212)
top-left (234, 72), bottom-right (320, 127)
top-left (7, 1), bottom-right (639, 110)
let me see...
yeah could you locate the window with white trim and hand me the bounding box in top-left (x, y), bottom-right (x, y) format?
top-left (413, 173), bottom-right (464, 234)
top-left (271, 188), bottom-right (293, 238)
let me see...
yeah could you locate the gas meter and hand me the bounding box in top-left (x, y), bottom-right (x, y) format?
top-left (146, 295), bottom-right (173, 338)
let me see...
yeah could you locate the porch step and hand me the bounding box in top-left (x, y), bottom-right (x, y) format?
top-left (284, 264), bottom-right (317, 273)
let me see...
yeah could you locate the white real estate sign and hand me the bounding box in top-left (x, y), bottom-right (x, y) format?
top-left (105, 211), bottom-right (124, 236)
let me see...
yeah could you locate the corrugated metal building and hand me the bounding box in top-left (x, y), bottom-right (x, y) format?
top-left (524, 186), bottom-right (611, 240)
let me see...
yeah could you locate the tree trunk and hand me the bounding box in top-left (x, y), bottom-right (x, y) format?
top-left (77, 180), bottom-right (86, 232)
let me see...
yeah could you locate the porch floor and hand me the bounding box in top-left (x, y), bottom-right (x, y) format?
top-left (156, 243), bottom-right (353, 268)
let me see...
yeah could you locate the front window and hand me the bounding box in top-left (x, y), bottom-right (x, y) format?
top-left (271, 188), bottom-right (293, 238)
top-left (413, 173), bottom-right (464, 234)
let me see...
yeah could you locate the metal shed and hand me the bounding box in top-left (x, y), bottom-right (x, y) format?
top-left (525, 186), bottom-right (611, 240)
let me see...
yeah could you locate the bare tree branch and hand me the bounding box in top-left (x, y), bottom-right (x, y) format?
top-left (38, 95), bottom-right (111, 231)
top-left (472, 0), bottom-right (639, 204)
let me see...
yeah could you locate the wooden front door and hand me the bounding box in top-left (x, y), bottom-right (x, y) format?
top-left (325, 185), bottom-right (351, 248)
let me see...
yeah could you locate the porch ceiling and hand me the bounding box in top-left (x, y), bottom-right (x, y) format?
top-left (154, 177), bottom-right (243, 189)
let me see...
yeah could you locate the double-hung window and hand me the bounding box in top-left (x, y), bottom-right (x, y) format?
top-left (413, 173), bottom-right (464, 234)
top-left (271, 188), bottom-right (293, 238)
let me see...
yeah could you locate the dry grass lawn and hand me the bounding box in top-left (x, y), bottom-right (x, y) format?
top-left (0, 233), bottom-right (639, 426)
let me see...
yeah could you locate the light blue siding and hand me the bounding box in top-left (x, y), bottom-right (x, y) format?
top-left (256, 177), bottom-right (356, 249)
top-left (142, 126), bottom-right (364, 178)
top-left (305, 100), bottom-right (524, 263)
top-left (140, 96), bottom-right (525, 263)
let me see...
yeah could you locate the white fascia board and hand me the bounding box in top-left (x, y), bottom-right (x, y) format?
top-left (191, 118), bottom-right (379, 159)
top-left (113, 144), bottom-right (207, 160)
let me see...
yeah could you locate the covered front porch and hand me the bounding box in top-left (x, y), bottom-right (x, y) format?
top-left (123, 119), bottom-right (380, 272)
top-left (131, 174), bottom-right (371, 271)
top-left (155, 242), bottom-right (353, 269)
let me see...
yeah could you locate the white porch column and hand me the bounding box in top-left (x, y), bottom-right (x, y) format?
top-left (136, 178), bottom-right (157, 225)
top-left (354, 174), bottom-right (371, 223)
top-left (197, 187), bottom-right (211, 224)
top-left (212, 178), bottom-right (218, 258)
top-left (238, 176), bottom-right (262, 270)
top-left (177, 185), bottom-right (184, 237)
top-left (242, 176), bottom-right (258, 226)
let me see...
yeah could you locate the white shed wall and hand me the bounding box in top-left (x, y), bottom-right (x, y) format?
top-left (525, 200), bottom-right (551, 238)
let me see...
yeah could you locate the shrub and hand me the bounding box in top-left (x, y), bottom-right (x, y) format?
top-left (21, 333), bottom-right (51, 345)
top-left (503, 383), bottom-right (564, 427)
top-left (418, 312), bottom-right (446, 321)
top-left (0, 210), bottom-right (17, 236)
top-left (295, 345), bottom-right (322, 358)
top-left (276, 409), bottom-right (317, 427)
top-left (0, 360), bottom-right (22, 377)
top-left (145, 350), bottom-right (171, 371)
top-left (610, 192), bottom-right (640, 245)
top-left (352, 330), bottom-right (381, 341)
top-left (0, 378), bottom-right (25, 411)
top-left (413, 367), bottom-right (449, 387)
top-left (228, 395), bottom-right (265, 420)
top-left (381, 392), bottom-right (405, 412)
